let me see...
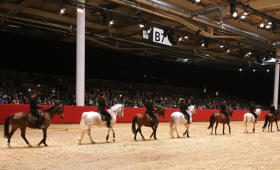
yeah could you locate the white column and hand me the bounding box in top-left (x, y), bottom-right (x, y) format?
top-left (76, 0), bottom-right (85, 106)
top-left (273, 61), bottom-right (280, 109)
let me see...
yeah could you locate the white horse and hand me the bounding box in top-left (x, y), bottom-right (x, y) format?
top-left (169, 105), bottom-right (196, 138)
top-left (78, 104), bottom-right (124, 144)
top-left (244, 108), bottom-right (262, 133)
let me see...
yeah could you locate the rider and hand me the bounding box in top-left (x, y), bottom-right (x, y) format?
top-left (144, 98), bottom-right (157, 128)
top-left (29, 90), bottom-right (44, 129)
top-left (220, 100), bottom-right (229, 121)
top-left (269, 102), bottom-right (277, 118)
top-left (98, 93), bottom-right (112, 128)
top-left (249, 101), bottom-right (257, 122)
top-left (179, 98), bottom-right (190, 124)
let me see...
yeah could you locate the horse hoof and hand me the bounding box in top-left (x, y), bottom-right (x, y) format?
top-left (106, 140), bottom-right (109, 143)
top-left (154, 138), bottom-right (157, 140)
top-left (91, 141), bottom-right (96, 144)
top-left (143, 138), bottom-right (145, 141)
top-left (28, 144), bottom-right (32, 147)
top-left (78, 142), bottom-right (82, 145)
top-left (7, 143), bottom-right (10, 148)
top-left (177, 136), bottom-right (180, 138)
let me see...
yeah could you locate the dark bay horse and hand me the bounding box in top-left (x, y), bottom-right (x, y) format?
top-left (4, 104), bottom-right (64, 147)
top-left (208, 108), bottom-right (233, 135)
top-left (262, 110), bottom-right (280, 132)
top-left (132, 107), bottom-right (165, 141)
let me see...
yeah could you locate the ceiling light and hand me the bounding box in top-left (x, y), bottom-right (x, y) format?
top-left (232, 11), bottom-right (238, 18)
top-left (60, 8), bottom-right (66, 14)
top-left (253, 69), bottom-right (256, 72)
top-left (239, 68), bottom-right (242, 72)
top-left (77, 8), bottom-right (84, 13)
top-left (184, 36), bottom-right (189, 39)
top-left (139, 24), bottom-right (144, 28)
top-left (243, 11), bottom-right (248, 16)
top-left (240, 15), bottom-right (246, 19)
top-left (201, 42), bottom-right (205, 47)
top-left (260, 22), bottom-right (264, 28)
top-left (220, 45), bottom-right (224, 48)
top-left (179, 37), bottom-right (183, 41)
top-left (195, 0), bottom-right (200, 2)
top-left (248, 52), bottom-right (252, 55)
top-left (267, 69), bottom-right (270, 72)
top-left (109, 20), bottom-right (114, 25)
top-left (268, 21), bottom-right (272, 25)
top-left (266, 25), bottom-right (271, 29)
top-left (226, 49), bottom-right (231, 54)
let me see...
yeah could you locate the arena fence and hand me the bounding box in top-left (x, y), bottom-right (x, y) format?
top-left (0, 104), bottom-right (270, 124)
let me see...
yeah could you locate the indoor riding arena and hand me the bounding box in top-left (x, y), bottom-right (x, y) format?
top-left (1, 0), bottom-right (280, 169)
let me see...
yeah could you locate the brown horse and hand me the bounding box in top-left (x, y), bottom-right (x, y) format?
top-left (262, 110), bottom-right (280, 132)
top-left (132, 107), bottom-right (165, 141)
top-left (208, 108), bottom-right (233, 135)
top-left (4, 104), bottom-right (64, 147)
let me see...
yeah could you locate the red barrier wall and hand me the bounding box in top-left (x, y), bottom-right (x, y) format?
top-left (0, 104), bottom-right (270, 124)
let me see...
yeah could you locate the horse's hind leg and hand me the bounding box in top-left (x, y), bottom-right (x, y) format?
top-left (134, 127), bottom-right (139, 141)
top-left (154, 126), bottom-right (158, 140)
top-left (87, 128), bottom-right (95, 144)
top-left (138, 128), bottom-right (145, 140)
top-left (276, 121), bottom-right (279, 131)
top-left (106, 128), bottom-right (111, 142)
top-left (7, 126), bottom-right (18, 147)
top-left (112, 128), bottom-right (116, 142)
top-left (175, 125), bottom-right (180, 138)
top-left (227, 123), bottom-right (231, 134)
top-left (79, 127), bottom-right (87, 145)
top-left (253, 122), bottom-right (255, 133)
top-left (38, 128), bottom-right (48, 146)
top-left (223, 123), bottom-right (225, 135)
top-left (215, 123), bottom-right (218, 135)
top-left (20, 127), bottom-right (32, 147)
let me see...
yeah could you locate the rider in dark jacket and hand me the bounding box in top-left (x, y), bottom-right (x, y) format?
top-left (249, 102), bottom-right (257, 122)
top-left (269, 102), bottom-right (277, 118)
top-left (144, 98), bottom-right (156, 128)
top-left (179, 99), bottom-right (190, 124)
top-left (29, 91), bottom-right (44, 128)
top-left (220, 100), bottom-right (229, 121)
top-left (98, 93), bottom-right (112, 128)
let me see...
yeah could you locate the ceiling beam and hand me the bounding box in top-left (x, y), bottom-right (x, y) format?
top-left (248, 0), bottom-right (280, 11)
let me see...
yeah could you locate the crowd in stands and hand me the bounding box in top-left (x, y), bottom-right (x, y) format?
top-left (0, 70), bottom-right (265, 110)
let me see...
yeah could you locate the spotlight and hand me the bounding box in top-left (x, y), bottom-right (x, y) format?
top-left (239, 68), bottom-right (242, 72)
top-left (232, 11), bottom-right (238, 18)
top-left (266, 25), bottom-right (271, 29)
top-left (178, 37), bottom-right (183, 42)
top-left (226, 49), bottom-right (231, 54)
top-left (201, 42), bottom-right (205, 47)
top-left (60, 8), bottom-right (66, 14)
top-left (139, 24), bottom-right (144, 28)
top-left (109, 20), bottom-right (114, 25)
top-left (248, 51), bottom-right (252, 55)
top-left (260, 22), bottom-right (264, 28)
top-left (184, 36), bottom-right (189, 39)
top-left (195, 0), bottom-right (200, 2)
top-left (201, 39), bottom-right (208, 48)
top-left (77, 8), bottom-right (84, 13)
top-left (240, 15), bottom-right (246, 19)
top-left (243, 11), bottom-right (248, 16)
top-left (268, 21), bottom-right (272, 25)
top-left (253, 69), bottom-right (256, 72)
top-left (220, 45), bottom-right (224, 48)
top-left (267, 69), bottom-right (270, 72)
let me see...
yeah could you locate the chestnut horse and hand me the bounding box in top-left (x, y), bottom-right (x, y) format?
top-left (208, 108), bottom-right (233, 135)
top-left (262, 110), bottom-right (280, 132)
top-left (132, 107), bottom-right (165, 141)
top-left (4, 104), bottom-right (64, 147)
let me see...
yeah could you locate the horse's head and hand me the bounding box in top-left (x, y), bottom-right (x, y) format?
top-left (187, 105), bottom-right (196, 115)
top-left (156, 106), bottom-right (166, 118)
top-left (255, 108), bottom-right (262, 116)
top-left (55, 104), bottom-right (64, 118)
top-left (111, 104), bottom-right (124, 118)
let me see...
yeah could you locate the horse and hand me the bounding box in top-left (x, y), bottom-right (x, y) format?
top-left (208, 108), bottom-right (233, 135)
top-left (169, 105), bottom-right (196, 138)
top-left (4, 104), bottom-right (64, 147)
top-left (78, 104), bottom-right (124, 144)
top-left (244, 108), bottom-right (262, 133)
top-left (132, 107), bottom-right (165, 141)
top-left (262, 110), bottom-right (280, 132)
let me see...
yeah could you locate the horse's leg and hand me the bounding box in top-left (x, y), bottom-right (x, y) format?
top-left (228, 123), bottom-right (231, 134)
top-left (87, 127), bottom-right (95, 144)
top-left (79, 127), bottom-right (87, 145)
top-left (138, 128), bottom-right (145, 140)
top-left (211, 123), bottom-right (213, 135)
top-left (185, 124), bottom-right (190, 138)
top-left (253, 122), bottom-right (255, 133)
top-left (106, 127), bottom-right (111, 142)
top-left (38, 128), bottom-right (48, 146)
top-left (7, 127), bottom-right (18, 147)
top-left (276, 120), bottom-right (279, 131)
top-left (270, 122), bottom-right (273, 132)
top-left (20, 127), bottom-right (32, 147)
top-left (175, 125), bottom-right (180, 138)
top-left (112, 128), bottom-right (116, 142)
top-left (223, 123), bottom-right (225, 135)
top-left (134, 127), bottom-right (139, 141)
top-left (244, 118), bottom-right (248, 133)
top-left (154, 125), bottom-right (158, 140)
top-left (150, 126), bottom-right (155, 139)
top-left (215, 123), bottom-right (218, 135)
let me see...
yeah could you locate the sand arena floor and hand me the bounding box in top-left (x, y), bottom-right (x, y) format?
top-left (1, 121), bottom-right (280, 170)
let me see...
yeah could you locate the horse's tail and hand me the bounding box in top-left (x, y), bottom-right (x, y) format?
top-left (263, 114), bottom-right (269, 129)
top-left (208, 114), bottom-right (215, 129)
top-left (169, 115), bottom-right (175, 136)
top-left (4, 114), bottom-right (14, 138)
top-left (132, 116), bottom-right (138, 135)
top-left (80, 112), bottom-right (86, 128)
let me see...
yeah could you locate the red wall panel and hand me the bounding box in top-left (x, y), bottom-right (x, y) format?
top-left (0, 104), bottom-right (270, 124)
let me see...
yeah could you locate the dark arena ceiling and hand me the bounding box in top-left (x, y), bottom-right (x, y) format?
top-left (1, 0), bottom-right (280, 70)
